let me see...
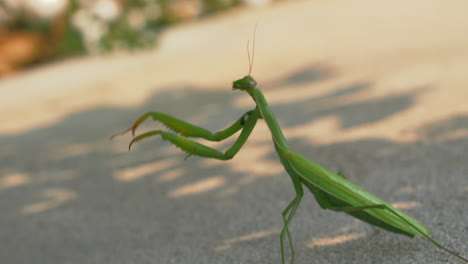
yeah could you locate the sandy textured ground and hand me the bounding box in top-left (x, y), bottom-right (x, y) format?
top-left (1, 0), bottom-right (467, 263)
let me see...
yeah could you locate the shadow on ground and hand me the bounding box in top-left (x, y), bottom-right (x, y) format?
top-left (0, 64), bottom-right (467, 264)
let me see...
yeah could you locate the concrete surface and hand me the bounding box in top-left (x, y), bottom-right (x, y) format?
top-left (0, 0), bottom-right (467, 263)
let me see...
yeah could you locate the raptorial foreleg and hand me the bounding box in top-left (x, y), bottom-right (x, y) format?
top-left (128, 109), bottom-right (260, 160)
top-left (112, 110), bottom-right (257, 142)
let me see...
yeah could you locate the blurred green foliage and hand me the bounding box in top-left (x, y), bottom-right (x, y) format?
top-left (0, 0), bottom-right (253, 73)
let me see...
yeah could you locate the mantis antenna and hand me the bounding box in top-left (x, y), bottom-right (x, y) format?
top-left (247, 24), bottom-right (257, 75)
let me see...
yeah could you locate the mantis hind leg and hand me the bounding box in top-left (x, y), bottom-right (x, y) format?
top-left (328, 204), bottom-right (468, 262)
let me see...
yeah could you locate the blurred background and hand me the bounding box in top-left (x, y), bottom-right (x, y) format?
top-left (1, 0), bottom-right (467, 263)
top-left (0, 0), bottom-right (270, 76)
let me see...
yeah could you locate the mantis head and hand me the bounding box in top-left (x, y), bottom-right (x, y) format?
top-left (232, 75), bottom-right (257, 91)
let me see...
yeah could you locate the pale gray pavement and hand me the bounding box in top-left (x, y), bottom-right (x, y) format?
top-left (1, 0), bottom-right (467, 263)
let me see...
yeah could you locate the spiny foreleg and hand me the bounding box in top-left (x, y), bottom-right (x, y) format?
top-left (112, 110), bottom-right (256, 141)
top-left (127, 109), bottom-right (260, 160)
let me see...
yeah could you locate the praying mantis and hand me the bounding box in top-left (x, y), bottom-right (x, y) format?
top-left (113, 33), bottom-right (467, 264)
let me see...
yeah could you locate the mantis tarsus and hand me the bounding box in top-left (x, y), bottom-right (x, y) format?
top-left (113, 34), bottom-right (467, 264)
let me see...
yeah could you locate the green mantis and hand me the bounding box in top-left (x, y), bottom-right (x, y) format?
top-left (113, 39), bottom-right (467, 264)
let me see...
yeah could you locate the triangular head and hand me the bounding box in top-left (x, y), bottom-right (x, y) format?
top-left (232, 75), bottom-right (257, 91)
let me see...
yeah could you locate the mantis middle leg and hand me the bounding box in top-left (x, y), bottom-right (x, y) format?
top-left (280, 179), bottom-right (304, 264)
top-left (281, 200), bottom-right (296, 264)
